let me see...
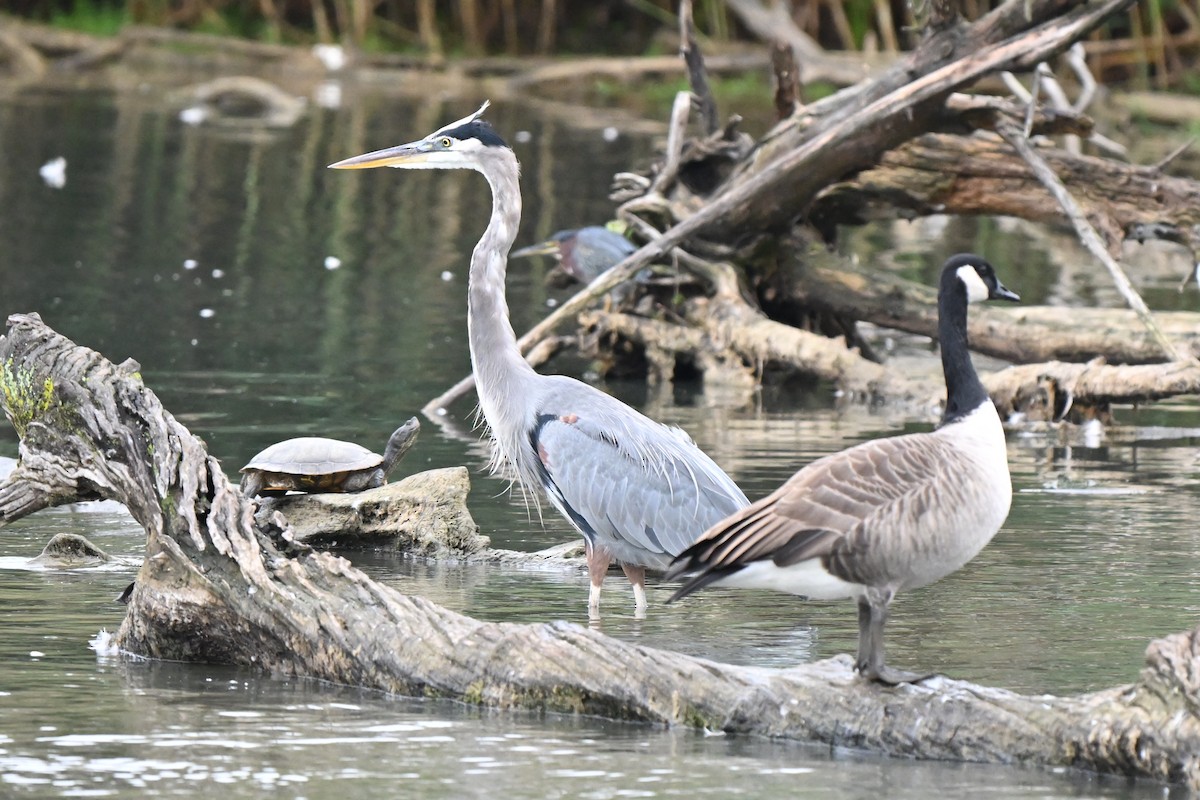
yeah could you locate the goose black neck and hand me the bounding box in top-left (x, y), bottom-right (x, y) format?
top-left (938, 272), bottom-right (988, 426)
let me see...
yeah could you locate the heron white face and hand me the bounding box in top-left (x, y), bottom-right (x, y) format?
top-left (328, 134), bottom-right (491, 171)
top-left (327, 100), bottom-right (501, 172)
top-left (955, 263), bottom-right (991, 304)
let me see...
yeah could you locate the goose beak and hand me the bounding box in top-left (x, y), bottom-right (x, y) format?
top-left (511, 240), bottom-right (560, 259)
top-left (991, 282), bottom-right (1020, 303)
top-left (328, 139), bottom-right (431, 170)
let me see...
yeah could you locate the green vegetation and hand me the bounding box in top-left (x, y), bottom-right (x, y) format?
top-left (48, 2), bottom-right (127, 36)
top-left (593, 73), bottom-right (772, 123)
top-left (0, 359), bottom-right (55, 438)
top-left (9, 0), bottom-right (1200, 92)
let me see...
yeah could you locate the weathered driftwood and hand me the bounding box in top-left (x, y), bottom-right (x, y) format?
top-left (579, 258), bottom-right (905, 400)
top-left (700, 0), bottom-right (1136, 240)
top-left (171, 76), bottom-right (307, 128)
top-left (723, 0), bottom-right (886, 86)
top-left (0, 28), bottom-right (48, 79)
top-left (4, 317), bottom-right (1200, 789)
top-left (571, 249), bottom-right (1200, 417)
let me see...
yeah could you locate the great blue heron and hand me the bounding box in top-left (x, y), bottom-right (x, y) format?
top-left (512, 226), bottom-right (636, 286)
top-left (330, 102), bottom-right (748, 613)
top-left (665, 254), bottom-right (1019, 683)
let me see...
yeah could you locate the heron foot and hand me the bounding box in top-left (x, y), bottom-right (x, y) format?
top-left (622, 564), bottom-right (648, 611)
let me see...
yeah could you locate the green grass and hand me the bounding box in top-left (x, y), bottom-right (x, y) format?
top-left (49, 4), bottom-right (127, 36)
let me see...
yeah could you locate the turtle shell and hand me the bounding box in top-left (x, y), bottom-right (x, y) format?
top-left (240, 436), bottom-right (382, 492)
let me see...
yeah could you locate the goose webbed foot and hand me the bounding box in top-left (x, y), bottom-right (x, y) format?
top-left (856, 661), bottom-right (936, 686)
top-left (854, 594), bottom-right (935, 685)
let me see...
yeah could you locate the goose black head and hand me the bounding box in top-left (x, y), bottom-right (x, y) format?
top-left (941, 253), bottom-right (1020, 305)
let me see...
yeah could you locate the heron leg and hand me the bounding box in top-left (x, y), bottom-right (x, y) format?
top-left (620, 563), bottom-right (648, 611)
top-left (855, 593), bottom-right (931, 685)
top-left (585, 540), bottom-right (612, 613)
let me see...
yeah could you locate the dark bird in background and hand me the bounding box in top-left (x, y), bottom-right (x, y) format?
top-left (512, 226), bottom-right (637, 288)
top-left (666, 254), bottom-right (1019, 684)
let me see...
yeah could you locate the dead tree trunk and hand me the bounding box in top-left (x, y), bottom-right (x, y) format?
top-left (3, 314), bottom-right (1200, 788)
top-left (527, 0), bottom-right (1200, 428)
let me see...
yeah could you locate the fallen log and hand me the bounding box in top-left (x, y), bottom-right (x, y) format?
top-left (3, 315), bottom-right (1200, 789)
top-left (984, 359), bottom-right (1200, 421)
top-left (569, 248), bottom-right (1200, 415)
top-left (813, 131), bottom-right (1200, 263)
top-left (778, 250), bottom-right (1200, 365)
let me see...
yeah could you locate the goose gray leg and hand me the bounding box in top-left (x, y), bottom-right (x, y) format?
top-left (855, 594), bottom-right (933, 685)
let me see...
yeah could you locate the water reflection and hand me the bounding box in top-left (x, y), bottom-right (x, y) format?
top-left (1, 83), bottom-right (1198, 798)
top-left (0, 654), bottom-right (1186, 800)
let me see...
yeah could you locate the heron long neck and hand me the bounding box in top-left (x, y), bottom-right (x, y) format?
top-left (937, 278), bottom-right (988, 426)
top-left (469, 150), bottom-right (537, 446)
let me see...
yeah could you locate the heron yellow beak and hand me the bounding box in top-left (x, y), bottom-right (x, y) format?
top-left (511, 240), bottom-right (561, 259)
top-left (328, 140), bottom-right (432, 170)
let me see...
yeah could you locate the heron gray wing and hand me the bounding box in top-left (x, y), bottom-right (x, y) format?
top-left (529, 403), bottom-right (746, 565)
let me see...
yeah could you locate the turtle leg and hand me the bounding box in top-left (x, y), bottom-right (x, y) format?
top-left (240, 472), bottom-right (262, 498)
top-left (343, 468), bottom-right (385, 492)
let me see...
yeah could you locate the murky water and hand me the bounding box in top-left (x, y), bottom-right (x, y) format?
top-left (1, 81), bottom-right (1198, 798)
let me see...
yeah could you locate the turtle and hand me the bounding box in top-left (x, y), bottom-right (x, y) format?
top-left (239, 417), bottom-right (420, 498)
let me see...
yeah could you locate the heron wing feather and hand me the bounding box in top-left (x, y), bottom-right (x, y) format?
top-left (530, 378), bottom-right (747, 564)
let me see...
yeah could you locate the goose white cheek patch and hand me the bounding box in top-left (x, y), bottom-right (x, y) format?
top-left (956, 264), bottom-right (990, 303)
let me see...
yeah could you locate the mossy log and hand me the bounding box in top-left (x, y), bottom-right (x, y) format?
top-left (3, 314), bottom-right (1200, 788)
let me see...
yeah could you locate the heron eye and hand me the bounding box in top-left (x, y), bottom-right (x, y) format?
top-left (440, 137), bottom-right (452, 148)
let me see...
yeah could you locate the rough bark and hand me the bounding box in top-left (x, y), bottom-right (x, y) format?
top-left (580, 291), bottom-right (1200, 421)
top-left (814, 132), bottom-right (1200, 260)
top-left (3, 315), bottom-right (1200, 789)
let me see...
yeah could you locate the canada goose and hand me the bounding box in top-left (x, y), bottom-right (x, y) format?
top-left (664, 254), bottom-right (1019, 684)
